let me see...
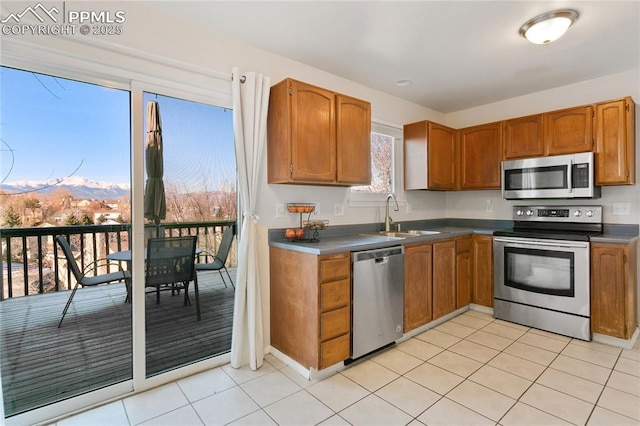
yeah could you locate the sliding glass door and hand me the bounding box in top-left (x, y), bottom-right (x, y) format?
top-left (140, 92), bottom-right (236, 377)
top-left (0, 66), bottom-right (132, 416)
top-left (0, 67), bottom-right (237, 424)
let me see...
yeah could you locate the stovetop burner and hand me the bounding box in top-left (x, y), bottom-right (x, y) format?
top-left (494, 205), bottom-right (603, 241)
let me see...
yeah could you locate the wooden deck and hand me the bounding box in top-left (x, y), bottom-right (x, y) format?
top-left (1, 269), bottom-right (236, 417)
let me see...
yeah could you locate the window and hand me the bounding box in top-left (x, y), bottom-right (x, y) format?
top-left (351, 131), bottom-right (393, 193)
top-left (349, 122), bottom-right (402, 204)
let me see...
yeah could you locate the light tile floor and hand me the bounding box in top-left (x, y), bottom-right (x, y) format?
top-left (55, 310), bottom-right (640, 425)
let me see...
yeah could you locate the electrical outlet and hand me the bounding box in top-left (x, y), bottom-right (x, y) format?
top-left (313, 202), bottom-right (320, 215)
top-left (275, 202), bottom-right (285, 218)
top-left (486, 199), bottom-right (493, 212)
top-left (334, 203), bottom-right (344, 216)
top-left (612, 202), bottom-right (631, 216)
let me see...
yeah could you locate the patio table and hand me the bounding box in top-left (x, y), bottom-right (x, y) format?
top-left (107, 248), bottom-right (202, 302)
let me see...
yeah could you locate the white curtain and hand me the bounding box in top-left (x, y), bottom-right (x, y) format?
top-left (230, 67), bottom-right (270, 369)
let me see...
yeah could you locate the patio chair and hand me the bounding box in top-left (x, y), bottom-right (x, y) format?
top-left (145, 236), bottom-right (200, 321)
top-left (56, 236), bottom-right (131, 328)
top-left (196, 227), bottom-right (235, 289)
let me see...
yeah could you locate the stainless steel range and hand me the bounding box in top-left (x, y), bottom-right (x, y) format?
top-left (493, 205), bottom-right (603, 341)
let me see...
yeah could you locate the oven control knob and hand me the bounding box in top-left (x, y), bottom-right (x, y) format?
top-left (574, 210), bottom-right (582, 217)
top-left (526, 209), bottom-right (534, 216)
top-left (586, 210), bottom-right (594, 217)
top-left (516, 209), bottom-right (524, 216)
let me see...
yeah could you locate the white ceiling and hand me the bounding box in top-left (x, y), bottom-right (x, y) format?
top-left (151, 1), bottom-right (640, 114)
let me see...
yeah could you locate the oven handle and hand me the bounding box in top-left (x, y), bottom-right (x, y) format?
top-left (494, 237), bottom-right (589, 249)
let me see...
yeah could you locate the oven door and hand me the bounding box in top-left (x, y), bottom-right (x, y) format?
top-left (494, 236), bottom-right (590, 317)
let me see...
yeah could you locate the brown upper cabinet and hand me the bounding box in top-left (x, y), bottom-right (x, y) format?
top-left (504, 106), bottom-right (593, 159)
top-left (267, 78), bottom-right (371, 186)
top-left (336, 95), bottom-right (372, 185)
top-left (409, 96), bottom-right (635, 191)
top-left (504, 114), bottom-right (544, 159)
top-left (404, 121), bottom-right (456, 190)
top-left (544, 105), bottom-right (594, 155)
top-left (458, 122), bottom-right (502, 190)
top-left (595, 97), bottom-right (636, 185)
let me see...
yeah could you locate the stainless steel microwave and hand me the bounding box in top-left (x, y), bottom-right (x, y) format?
top-left (502, 152), bottom-right (600, 199)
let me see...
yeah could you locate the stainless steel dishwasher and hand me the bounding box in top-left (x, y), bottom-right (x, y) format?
top-left (351, 246), bottom-right (404, 359)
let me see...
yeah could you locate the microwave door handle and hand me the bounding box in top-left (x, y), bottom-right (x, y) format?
top-left (568, 159), bottom-right (573, 193)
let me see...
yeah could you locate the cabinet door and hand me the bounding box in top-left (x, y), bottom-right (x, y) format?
top-left (595, 98), bottom-right (636, 185)
top-left (336, 95), bottom-right (371, 185)
top-left (544, 105), bottom-right (593, 155)
top-left (433, 240), bottom-right (456, 320)
top-left (428, 123), bottom-right (457, 189)
top-left (591, 242), bottom-right (637, 339)
top-left (404, 121), bottom-right (429, 190)
top-left (472, 235), bottom-right (493, 307)
top-left (404, 243), bottom-right (433, 332)
top-left (504, 114), bottom-right (544, 159)
top-left (456, 237), bottom-right (472, 308)
top-left (458, 122), bottom-right (502, 189)
top-left (291, 81), bottom-right (336, 182)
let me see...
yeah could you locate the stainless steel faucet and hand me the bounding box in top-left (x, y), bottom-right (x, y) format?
top-left (385, 193), bottom-right (399, 232)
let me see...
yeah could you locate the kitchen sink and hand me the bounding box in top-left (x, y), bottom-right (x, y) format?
top-left (406, 230), bottom-right (445, 235)
top-left (361, 231), bottom-right (418, 238)
top-left (362, 230), bottom-right (447, 238)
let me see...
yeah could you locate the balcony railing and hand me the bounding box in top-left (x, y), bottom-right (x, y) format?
top-left (0, 220), bottom-right (236, 300)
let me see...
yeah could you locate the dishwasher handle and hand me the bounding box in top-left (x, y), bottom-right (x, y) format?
top-left (352, 246), bottom-right (403, 262)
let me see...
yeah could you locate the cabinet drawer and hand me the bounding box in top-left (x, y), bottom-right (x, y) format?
top-left (320, 306), bottom-right (350, 341)
top-left (320, 333), bottom-right (350, 369)
top-left (319, 254), bottom-right (350, 283)
top-left (320, 279), bottom-right (350, 312)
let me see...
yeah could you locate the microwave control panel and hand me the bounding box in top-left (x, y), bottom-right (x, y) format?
top-left (572, 163), bottom-right (590, 188)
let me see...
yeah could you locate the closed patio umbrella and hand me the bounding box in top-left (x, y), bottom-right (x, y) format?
top-left (144, 100), bottom-right (166, 237)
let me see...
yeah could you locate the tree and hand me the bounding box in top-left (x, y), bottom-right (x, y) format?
top-left (369, 133), bottom-right (392, 193)
top-left (3, 206), bottom-right (22, 227)
top-left (79, 213), bottom-right (93, 225)
top-left (64, 213), bottom-right (80, 225)
top-left (24, 197), bottom-right (41, 212)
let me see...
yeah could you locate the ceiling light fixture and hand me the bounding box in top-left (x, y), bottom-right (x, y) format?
top-left (519, 9), bottom-right (578, 45)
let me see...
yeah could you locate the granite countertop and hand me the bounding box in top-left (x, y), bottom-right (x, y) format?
top-left (269, 222), bottom-right (638, 255)
top-left (591, 232), bottom-right (639, 244)
top-left (269, 226), bottom-right (490, 255)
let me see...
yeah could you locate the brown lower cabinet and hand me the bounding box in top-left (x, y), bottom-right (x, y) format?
top-left (404, 243), bottom-right (433, 332)
top-left (456, 237), bottom-right (472, 308)
top-left (591, 241), bottom-right (638, 339)
top-left (404, 235), bottom-right (494, 333)
top-left (472, 234), bottom-right (493, 307)
top-left (432, 239), bottom-right (457, 320)
top-left (270, 247), bottom-right (351, 370)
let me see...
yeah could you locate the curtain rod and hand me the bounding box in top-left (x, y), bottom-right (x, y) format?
top-left (232, 74), bottom-right (246, 84)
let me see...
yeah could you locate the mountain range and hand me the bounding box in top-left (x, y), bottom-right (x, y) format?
top-left (1, 176), bottom-right (130, 200)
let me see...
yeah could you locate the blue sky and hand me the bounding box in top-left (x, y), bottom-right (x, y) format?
top-left (0, 66), bottom-right (235, 192)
